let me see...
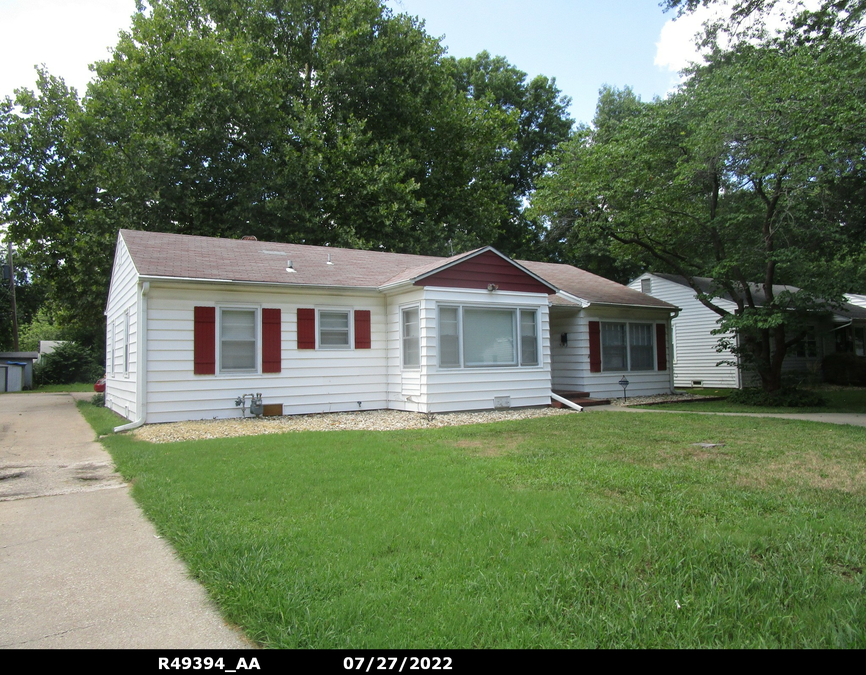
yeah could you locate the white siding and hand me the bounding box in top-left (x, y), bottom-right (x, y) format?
top-left (104, 237), bottom-right (139, 420)
top-left (417, 287), bottom-right (552, 413)
top-left (628, 274), bottom-right (740, 389)
top-left (550, 305), bottom-right (673, 399)
top-left (385, 288), bottom-right (426, 412)
top-left (144, 284), bottom-right (389, 423)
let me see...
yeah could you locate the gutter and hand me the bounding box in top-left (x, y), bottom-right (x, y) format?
top-left (114, 281), bottom-right (149, 433)
top-left (139, 275), bottom-right (380, 293)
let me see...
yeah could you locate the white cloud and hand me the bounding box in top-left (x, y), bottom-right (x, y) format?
top-left (0, 0), bottom-right (136, 97)
top-left (654, 0), bottom-right (821, 78)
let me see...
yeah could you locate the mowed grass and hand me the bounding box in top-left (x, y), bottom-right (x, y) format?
top-left (644, 389), bottom-right (866, 414)
top-left (92, 408), bottom-right (866, 648)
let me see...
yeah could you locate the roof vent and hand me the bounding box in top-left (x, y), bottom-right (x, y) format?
top-left (326, 253), bottom-right (333, 265)
top-left (286, 260), bottom-right (296, 273)
top-left (242, 235), bottom-right (258, 241)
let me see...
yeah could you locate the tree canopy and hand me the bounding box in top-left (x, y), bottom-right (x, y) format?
top-left (0, 0), bottom-right (572, 350)
top-left (534, 34), bottom-right (866, 390)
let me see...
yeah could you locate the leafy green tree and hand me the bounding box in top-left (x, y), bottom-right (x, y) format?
top-left (0, 72), bottom-right (110, 351)
top-left (4, 0), bottom-right (571, 348)
top-left (447, 51), bottom-right (573, 257)
top-left (83, 0), bottom-right (511, 254)
top-left (534, 38), bottom-right (866, 391)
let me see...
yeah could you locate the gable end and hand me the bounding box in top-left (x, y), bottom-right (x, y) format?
top-left (415, 250), bottom-right (553, 294)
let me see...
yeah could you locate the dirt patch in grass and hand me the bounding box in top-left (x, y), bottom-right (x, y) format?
top-left (739, 452), bottom-right (866, 493)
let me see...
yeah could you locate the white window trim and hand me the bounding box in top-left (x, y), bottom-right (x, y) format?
top-left (217, 305), bottom-right (260, 375)
top-left (316, 308), bottom-right (354, 350)
top-left (437, 303), bottom-right (541, 370)
top-left (601, 321), bottom-right (656, 373)
top-left (401, 304), bottom-right (421, 370)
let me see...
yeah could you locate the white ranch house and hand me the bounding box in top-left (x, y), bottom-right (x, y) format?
top-left (629, 273), bottom-right (866, 389)
top-left (105, 230), bottom-right (678, 427)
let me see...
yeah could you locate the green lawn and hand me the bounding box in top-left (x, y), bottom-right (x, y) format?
top-left (645, 388), bottom-right (866, 415)
top-left (82, 402), bottom-right (866, 648)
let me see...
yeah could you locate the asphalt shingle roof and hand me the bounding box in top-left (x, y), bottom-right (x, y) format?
top-left (119, 230), bottom-right (676, 310)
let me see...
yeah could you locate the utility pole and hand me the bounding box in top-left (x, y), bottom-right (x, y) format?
top-left (7, 239), bottom-right (18, 351)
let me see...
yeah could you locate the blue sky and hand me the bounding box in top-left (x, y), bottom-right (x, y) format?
top-left (0, 0), bottom-right (713, 126)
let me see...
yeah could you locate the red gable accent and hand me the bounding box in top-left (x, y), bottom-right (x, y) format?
top-left (354, 310), bottom-right (371, 349)
top-left (297, 308), bottom-right (316, 349)
top-left (194, 306), bottom-right (216, 375)
top-left (262, 308), bottom-right (281, 373)
top-left (588, 321), bottom-right (601, 373)
top-left (656, 323), bottom-right (667, 371)
top-left (415, 250), bottom-right (552, 293)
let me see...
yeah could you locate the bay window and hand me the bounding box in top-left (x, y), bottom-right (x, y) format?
top-left (402, 307), bottom-right (420, 368)
top-left (438, 305), bottom-right (539, 368)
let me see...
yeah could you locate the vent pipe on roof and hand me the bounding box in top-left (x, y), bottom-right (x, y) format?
top-left (327, 253), bottom-right (333, 265)
top-left (286, 260), bottom-right (295, 273)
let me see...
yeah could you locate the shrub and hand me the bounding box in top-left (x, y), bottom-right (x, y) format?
top-left (821, 353), bottom-right (866, 386)
top-left (728, 387), bottom-right (827, 408)
top-left (90, 393), bottom-right (105, 406)
top-left (35, 342), bottom-right (103, 385)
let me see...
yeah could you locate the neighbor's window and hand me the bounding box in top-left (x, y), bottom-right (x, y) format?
top-left (855, 327), bottom-right (865, 357)
top-left (795, 328), bottom-right (818, 358)
top-left (402, 307), bottom-right (420, 368)
top-left (438, 306), bottom-right (539, 369)
top-left (220, 308), bottom-right (257, 371)
top-left (602, 322), bottom-right (655, 372)
top-left (318, 310), bottom-right (350, 348)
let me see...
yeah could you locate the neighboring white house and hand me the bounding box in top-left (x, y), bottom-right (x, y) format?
top-left (629, 273), bottom-right (866, 388)
top-left (105, 230), bottom-right (678, 426)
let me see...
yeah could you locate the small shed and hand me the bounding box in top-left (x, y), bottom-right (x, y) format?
top-left (0, 352), bottom-right (39, 392)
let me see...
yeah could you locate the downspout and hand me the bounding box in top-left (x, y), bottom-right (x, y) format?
top-left (550, 392), bottom-right (583, 412)
top-left (114, 281), bottom-right (149, 433)
top-left (669, 308), bottom-right (680, 393)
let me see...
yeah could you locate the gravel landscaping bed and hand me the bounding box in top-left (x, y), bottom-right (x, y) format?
top-left (608, 392), bottom-right (724, 407)
top-left (133, 406), bottom-right (577, 443)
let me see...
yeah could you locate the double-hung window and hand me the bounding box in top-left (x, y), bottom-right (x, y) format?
top-left (438, 305), bottom-right (539, 368)
top-left (601, 322), bottom-right (655, 371)
top-left (318, 310), bottom-right (351, 348)
top-left (220, 308), bottom-right (257, 372)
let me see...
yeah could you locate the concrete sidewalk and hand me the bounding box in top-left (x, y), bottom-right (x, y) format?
top-left (0, 393), bottom-right (250, 649)
top-left (584, 403), bottom-right (866, 428)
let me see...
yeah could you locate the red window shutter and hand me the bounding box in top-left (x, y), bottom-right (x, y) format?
top-left (297, 308), bottom-right (316, 349)
top-left (262, 308), bottom-right (281, 373)
top-left (656, 323), bottom-right (667, 371)
top-left (354, 310), bottom-right (371, 349)
top-left (588, 321), bottom-right (601, 373)
top-left (194, 306), bottom-right (216, 375)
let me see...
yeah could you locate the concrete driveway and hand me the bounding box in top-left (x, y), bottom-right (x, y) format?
top-left (0, 393), bottom-right (250, 649)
